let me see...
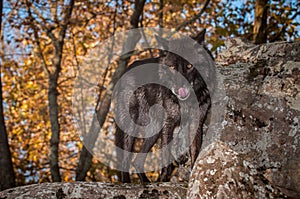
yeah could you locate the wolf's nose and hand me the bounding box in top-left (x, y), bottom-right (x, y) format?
top-left (178, 87), bottom-right (189, 98)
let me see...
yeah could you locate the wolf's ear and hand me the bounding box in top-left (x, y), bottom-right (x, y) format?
top-left (155, 35), bottom-right (169, 50)
top-left (192, 29), bottom-right (206, 44)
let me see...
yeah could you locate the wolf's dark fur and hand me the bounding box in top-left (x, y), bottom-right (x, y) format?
top-left (115, 30), bottom-right (213, 183)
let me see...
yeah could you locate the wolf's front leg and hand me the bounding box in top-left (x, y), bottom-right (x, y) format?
top-left (120, 134), bottom-right (135, 183)
top-left (159, 124), bottom-right (176, 182)
top-left (190, 102), bottom-right (210, 167)
top-left (133, 133), bottom-right (160, 183)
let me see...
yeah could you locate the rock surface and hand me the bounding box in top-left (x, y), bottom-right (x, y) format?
top-left (188, 141), bottom-right (287, 199)
top-left (200, 39), bottom-right (300, 198)
top-left (0, 182), bottom-right (187, 199)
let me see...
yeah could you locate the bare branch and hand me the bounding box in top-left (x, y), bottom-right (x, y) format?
top-left (159, 0), bottom-right (164, 36)
top-left (170, 0), bottom-right (210, 36)
top-left (59, 0), bottom-right (75, 42)
top-left (269, 10), bottom-right (300, 42)
top-left (30, 3), bottom-right (52, 28)
top-left (25, 0), bottom-right (51, 77)
top-left (140, 11), bottom-right (153, 58)
top-left (95, 3), bottom-right (118, 111)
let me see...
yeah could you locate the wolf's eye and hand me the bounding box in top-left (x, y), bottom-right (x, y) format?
top-left (186, 64), bottom-right (193, 69)
top-left (169, 65), bottom-right (176, 70)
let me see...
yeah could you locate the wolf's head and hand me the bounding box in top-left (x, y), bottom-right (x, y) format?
top-left (155, 30), bottom-right (212, 101)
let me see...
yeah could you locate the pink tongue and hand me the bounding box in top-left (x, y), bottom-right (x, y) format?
top-left (178, 87), bottom-right (188, 98)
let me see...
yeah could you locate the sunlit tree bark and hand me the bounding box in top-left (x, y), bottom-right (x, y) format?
top-left (0, 0), bottom-right (16, 190)
top-left (254, 0), bottom-right (269, 44)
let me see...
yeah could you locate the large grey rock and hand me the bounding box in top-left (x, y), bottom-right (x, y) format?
top-left (188, 141), bottom-right (287, 199)
top-left (0, 182), bottom-right (187, 199)
top-left (198, 39), bottom-right (300, 198)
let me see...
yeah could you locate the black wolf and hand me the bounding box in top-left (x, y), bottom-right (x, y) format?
top-left (114, 30), bottom-right (213, 183)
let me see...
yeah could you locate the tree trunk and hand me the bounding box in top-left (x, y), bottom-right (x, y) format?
top-left (75, 0), bottom-right (146, 181)
top-left (0, 0), bottom-right (15, 190)
top-left (75, 114), bottom-right (104, 181)
top-left (0, 60), bottom-right (15, 192)
top-left (48, 72), bottom-right (62, 182)
top-left (253, 0), bottom-right (269, 44)
top-left (47, 0), bottom-right (75, 182)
